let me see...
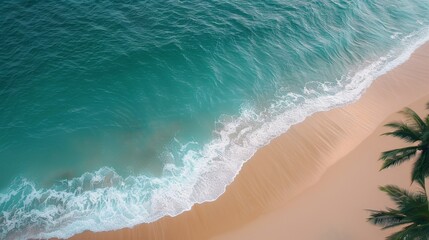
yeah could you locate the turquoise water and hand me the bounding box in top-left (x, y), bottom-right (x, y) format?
top-left (1, 0), bottom-right (428, 239)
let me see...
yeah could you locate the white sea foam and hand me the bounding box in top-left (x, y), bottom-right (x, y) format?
top-left (1, 28), bottom-right (429, 240)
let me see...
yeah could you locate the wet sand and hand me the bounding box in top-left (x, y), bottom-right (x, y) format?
top-left (69, 43), bottom-right (429, 240)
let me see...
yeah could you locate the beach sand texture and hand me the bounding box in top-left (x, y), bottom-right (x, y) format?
top-left (69, 43), bottom-right (429, 240)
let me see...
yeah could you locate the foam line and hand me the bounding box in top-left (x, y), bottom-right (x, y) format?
top-left (1, 28), bottom-right (428, 240)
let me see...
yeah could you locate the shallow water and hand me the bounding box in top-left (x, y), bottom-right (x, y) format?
top-left (1, 0), bottom-right (428, 239)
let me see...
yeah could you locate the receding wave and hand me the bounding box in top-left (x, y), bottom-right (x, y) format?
top-left (1, 28), bottom-right (428, 239)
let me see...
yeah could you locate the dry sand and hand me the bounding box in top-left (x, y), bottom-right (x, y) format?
top-left (213, 94), bottom-right (429, 240)
top-left (69, 43), bottom-right (429, 240)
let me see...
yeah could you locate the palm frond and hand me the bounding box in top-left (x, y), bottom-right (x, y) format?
top-left (368, 209), bottom-right (407, 229)
top-left (369, 185), bottom-right (429, 239)
top-left (379, 185), bottom-right (425, 207)
top-left (380, 185), bottom-right (411, 201)
top-left (426, 116), bottom-right (429, 131)
top-left (383, 122), bottom-right (422, 143)
top-left (412, 151), bottom-right (429, 187)
top-left (387, 224), bottom-right (429, 240)
top-left (380, 146), bottom-right (418, 170)
top-left (422, 124), bottom-right (429, 144)
top-left (400, 107), bottom-right (427, 133)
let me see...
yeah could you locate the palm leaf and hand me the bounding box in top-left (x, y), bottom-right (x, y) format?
top-left (368, 209), bottom-right (407, 229)
top-left (379, 185), bottom-right (426, 210)
top-left (369, 185), bottom-right (429, 239)
top-left (412, 151), bottom-right (429, 187)
top-left (380, 185), bottom-right (414, 204)
top-left (422, 125), bottom-right (429, 146)
top-left (387, 224), bottom-right (429, 240)
top-left (425, 116), bottom-right (429, 131)
top-left (380, 146), bottom-right (418, 170)
top-left (400, 107), bottom-right (427, 133)
top-left (383, 122), bottom-right (422, 143)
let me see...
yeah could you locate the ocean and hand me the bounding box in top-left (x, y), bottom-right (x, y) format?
top-left (1, 0), bottom-right (428, 239)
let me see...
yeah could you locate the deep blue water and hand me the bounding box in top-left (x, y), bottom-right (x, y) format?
top-left (1, 0), bottom-right (428, 239)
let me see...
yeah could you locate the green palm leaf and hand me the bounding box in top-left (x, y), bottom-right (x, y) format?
top-left (387, 224), bottom-right (429, 240)
top-left (400, 107), bottom-right (427, 133)
top-left (380, 146), bottom-right (418, 170)
top-left (412, 151), bottom-right (429, 187)
top-left (368, 209), bottom-right (409, 229)
top-left (425, 116), bottom-right (429, 131)
top-left (383, 122), bottom-right (421, 143)
top-left (380, 185), bottom-right (426, 212)
top-left (380, 185), bottom-right (416, 203)
top-left (368, 185), bottom-right (429, 239)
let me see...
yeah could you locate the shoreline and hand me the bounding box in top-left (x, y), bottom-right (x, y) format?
top-left (214, 94), bottom-right (429, 240)
top-left (69, 42), bottom-right (429, 240)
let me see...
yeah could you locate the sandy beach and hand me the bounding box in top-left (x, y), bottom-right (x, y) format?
top-left (69, 43), bottom-right (429, 240)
